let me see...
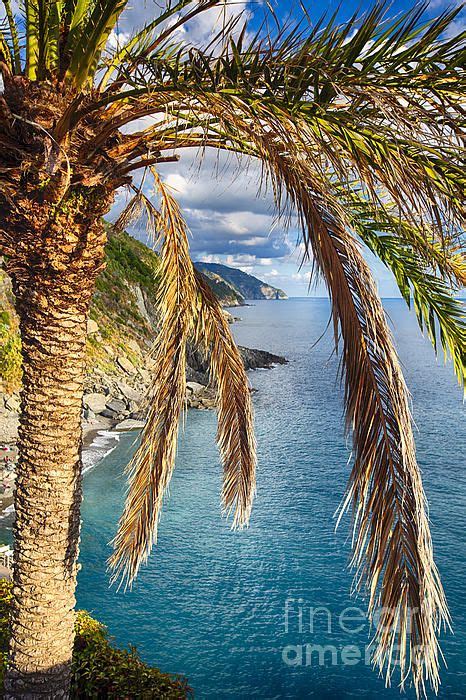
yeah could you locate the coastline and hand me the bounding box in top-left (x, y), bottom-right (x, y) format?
top-left (0, 346), bottom-right (287, 521)
top-left (82, 415), bottom-right (116, 449)
top-left (0, 417), bottom-right (120, 522)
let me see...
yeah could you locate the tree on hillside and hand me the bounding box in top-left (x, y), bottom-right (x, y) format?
top-left (0, 0), bottom-right (464, 696)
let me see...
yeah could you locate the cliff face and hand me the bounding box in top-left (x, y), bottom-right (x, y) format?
top-left (196, 270), bottom-right (244, 307)
top-left (1, 228), bottom-right (286, 439)
top-left (194, 262), bottom-right (288, 301)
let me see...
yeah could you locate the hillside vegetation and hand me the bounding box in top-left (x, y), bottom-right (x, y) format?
top-left (1, 228), bottom-right (286, 399)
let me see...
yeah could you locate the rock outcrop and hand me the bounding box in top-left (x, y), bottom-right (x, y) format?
top-left (195, 262), bottom-right (288, 301)
top-left (1, 227), bottom-right (287, 443)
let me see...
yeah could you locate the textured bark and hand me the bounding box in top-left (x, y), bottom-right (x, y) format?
top-left (3, 202), bottom-right (109, 698)
top-left (0, 77), bottom-right (123, 697)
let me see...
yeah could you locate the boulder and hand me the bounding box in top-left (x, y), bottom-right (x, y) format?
top-left (87, 318), bottom-right (99, 335)
top-left (137, 367), bottom-right (151, 385)
top-left (116, 356), bottom-right (137, 375)
top-left (200, 398), bottom-right (217, 409)
top-left (83, 392), bottom-right (107, 414)
top-left (128, 400), bottom-right (140, 414)
top-left (127, 338), bottom-right (142, 356)
top-left (101, 408), bottom-right (119, 419)
top-left (186, 381), bottom-right (205, 395)
top-left (105, 398), bottom-right (127, 414)
top-left (117, 382), bottom-right (143, 403)
top-left (115, 419), bottom-right (145, 431)
top-left (4, 395), bottom-right (20, 413)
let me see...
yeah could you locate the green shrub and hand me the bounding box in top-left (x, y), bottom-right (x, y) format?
top-left (0, 326), bottom-right (22, 393)
top-left (0, 581), bottom-right (190, 698)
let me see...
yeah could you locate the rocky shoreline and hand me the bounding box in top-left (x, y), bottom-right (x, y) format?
top-left (0, 343), bottom-right (287, 518)
top-left (1, 232), bottom-right (288, 521)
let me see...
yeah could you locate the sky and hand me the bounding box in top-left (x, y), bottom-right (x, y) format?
top-left (106, 0), bottom-right (464, 297)
top-left (2, 0), bottom-right (462, 297)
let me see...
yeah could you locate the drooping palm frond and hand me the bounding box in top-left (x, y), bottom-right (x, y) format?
top-left (263, 150), bottom-right (450, 697)
top-left (192, 271), bottom-right (256, 528)
top-left (109, 171), bottom-right (197, 587)
top-left (98, 45), bottom-right (462, 685)
top-left (185, 94), bottom-right (451, 691)
top-left (109, 170), bottom-right (256, 583)
top-left (114, 183), bottom-right (161, 240)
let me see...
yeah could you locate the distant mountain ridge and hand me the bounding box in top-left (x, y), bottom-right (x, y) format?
top-left (195, 262), bottom-right (287, 303)
top-left (195, 269), bottom-right (244, 307)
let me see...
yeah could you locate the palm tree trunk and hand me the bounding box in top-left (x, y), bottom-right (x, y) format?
top-left (3, 211), bottom-right (107, 699)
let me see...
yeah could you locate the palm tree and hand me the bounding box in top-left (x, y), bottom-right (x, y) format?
top-left (0, 0), bottom-right (464, 695)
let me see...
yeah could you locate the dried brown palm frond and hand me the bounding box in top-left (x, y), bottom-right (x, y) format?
top-left (114, 181), bottom-right (162, 240)
top-left (266, 152), bottom-right (450, 697)
top-left (192, 270), bottom-right (256, 528)
top-left (109, 170), bottom-right (197, 587)
top-left (110, 170), bottom-right (257, 584)
top-left (318, 214), bottom-right (450, 697)
top-left (199, 102), bottom-right (451, 693)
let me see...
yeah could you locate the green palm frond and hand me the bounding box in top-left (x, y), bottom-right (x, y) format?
top-left (24, 0), bottom-right (39, 77)
top-left (330, 187), bottom-right (466, 392)
top-left (40, 0), bottom-right (63, 77)
top-left (66, 0), bottom-right (128, 87)
top-left (98, 0), bottom-right (220, 90)
top-left (362, 230), bottom-right (466, 394)
top-left (1, 0), bottom-right (20, 73)
top-left (87, 4), bottom-right (464, 236)
top-left (61, 0), bottom-right (96, 67)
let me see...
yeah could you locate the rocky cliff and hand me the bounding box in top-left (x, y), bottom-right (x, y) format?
top-left (194, 262), bottom-right (288, 301)
top-left (1, 228), bottom-right (286, 442)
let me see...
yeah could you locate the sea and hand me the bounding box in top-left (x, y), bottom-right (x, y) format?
top-left (1, 298), bottom-right (465, 699)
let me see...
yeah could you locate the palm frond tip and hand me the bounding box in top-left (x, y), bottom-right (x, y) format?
top-left (193, 271), bottom-right (256, 528)
top-left (109, 172), bottom-right (197, 587)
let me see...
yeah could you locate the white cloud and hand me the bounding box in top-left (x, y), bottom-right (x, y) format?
top-left (108, 29), bottom-right (130, 49)
top-left (165, 173), bottom-right (190, 195)
top-left (444, 17), bottom-right (466, 39)
top-left (116, 0), bottom-right (252, 52)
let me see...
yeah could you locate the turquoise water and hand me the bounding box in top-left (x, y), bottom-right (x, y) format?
top-left (4, 299), bottom-right (466, 698)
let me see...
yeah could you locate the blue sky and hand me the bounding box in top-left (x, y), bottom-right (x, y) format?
top-left (107, 0), bottom-right (462, 296)
top-left (0, 0), bottom-right (462, 295)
